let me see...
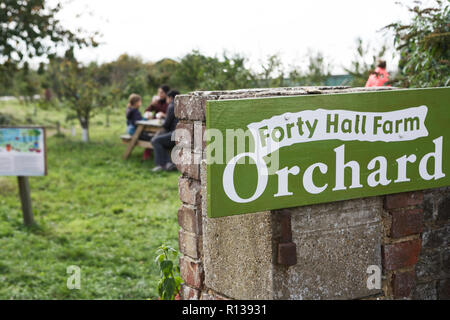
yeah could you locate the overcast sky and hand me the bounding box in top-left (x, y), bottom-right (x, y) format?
top-left (51, 0), bottom-right (420, 74)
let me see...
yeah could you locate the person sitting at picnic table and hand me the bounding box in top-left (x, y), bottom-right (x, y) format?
top-left (151, 90), bottom-right (179, 172)
top-left (125, 93), bottom-right (143, 135)
top-left (142, 84), bottom-right (171, 161)
top-left (125, 93), bottom-right (153, 148)
top-left (143, 84), bottom-right (170, 119)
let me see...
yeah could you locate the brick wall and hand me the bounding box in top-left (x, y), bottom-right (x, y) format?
top-left (174, 87), bottom-right (449, 300)
top-left (415, 188), bottom-right (450, 299)
top-left (174, 87), bottom-right (357, 300)
top-left (381, 188), bottom-right (450, 299)
top-left (382, 191), bottom-right (424, 298)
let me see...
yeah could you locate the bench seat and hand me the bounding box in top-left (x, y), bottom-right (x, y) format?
top-left (120, 134), bottom-right (153, 149)
top-left (120, 134), bottom-right (132, 143)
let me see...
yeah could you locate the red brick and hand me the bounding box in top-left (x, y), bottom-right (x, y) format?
top-left (382, 239), bottom-right (422, 271)
top-left (179, 256), bottom-right (204, 289)
top-left (392, 270), bottom-right (416, 298)
top-left (277, 242), bottom-right (297, 266)
top-left (180, 284), bottom-right (200, 300)
top-left (179, 177), bottom-right (201, 205)
top-left (391, 208), bottom-right (424, 238)
top-left (178, 229), bottom-right (202, 259)
top-left (178, 205), bottom-right (202, 235)
top-left (384, 191), bottom-right (423, 210)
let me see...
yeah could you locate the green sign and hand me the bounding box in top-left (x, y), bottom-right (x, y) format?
top-left (206, 88), bottom-right (450, 218)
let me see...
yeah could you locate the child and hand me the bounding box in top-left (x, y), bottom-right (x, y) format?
top-left (126, 93), bottom-right (143, 135)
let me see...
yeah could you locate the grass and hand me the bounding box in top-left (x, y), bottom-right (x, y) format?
top-left (0, 101), bottom-right (180, 299)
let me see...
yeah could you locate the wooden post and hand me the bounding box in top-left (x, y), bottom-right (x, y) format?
top-left (123, 124), bottom-right (144, 160)
top-left (17, 176), bottom-right (35, 226)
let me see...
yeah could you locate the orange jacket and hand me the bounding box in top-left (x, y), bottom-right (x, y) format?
top-left (365, 67), bottom-right (390, 87)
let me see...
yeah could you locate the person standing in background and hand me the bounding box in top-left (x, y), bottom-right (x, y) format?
top-left (365, 60), bottom-right (390, 87)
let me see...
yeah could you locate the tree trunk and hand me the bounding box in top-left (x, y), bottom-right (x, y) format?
top-left (78, 115), bottom-right (90, 143)
top-left (106, 110), bottom-right (110, 128)
top-left (82, 127), bottom-right (89, 142)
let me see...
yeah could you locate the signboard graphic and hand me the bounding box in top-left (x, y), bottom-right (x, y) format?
top-left (0, 127), bottom-right (47, 176)
top-left (206, 88), bottom-right (450, 218)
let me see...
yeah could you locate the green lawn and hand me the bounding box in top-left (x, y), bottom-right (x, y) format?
top-left (0, 101), bottom-right (180, 299)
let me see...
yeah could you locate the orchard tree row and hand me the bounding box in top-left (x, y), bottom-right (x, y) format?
top-left (0, 0), bottom-right (448, 142)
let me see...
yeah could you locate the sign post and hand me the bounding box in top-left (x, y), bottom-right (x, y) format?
top-left (0, 126), bottom-right (47, 226)
top-left (17, 176), bottom-right (34, 226)
top-left (206, 87), bottom-right (450, 218)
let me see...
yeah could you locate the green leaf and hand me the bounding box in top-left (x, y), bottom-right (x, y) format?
top-left (160, 260), bottom-right (173, 277)
top-left (154, 253), bottom-right (164, 264)
top-left (174, 276), bottom-right (184, 292)
top-left (161, 278), bottom-right (176, 300)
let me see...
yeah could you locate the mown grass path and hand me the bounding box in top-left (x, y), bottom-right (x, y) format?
top-left (0, 103), bottom-right (180, 299)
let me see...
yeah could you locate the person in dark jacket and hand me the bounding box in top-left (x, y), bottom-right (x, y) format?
top-left (126, 93), bottom-right (143, 135)
top-left (151, 90), bottom-right (179, 172)
top-left (142, 84), bottom-right (170, 160)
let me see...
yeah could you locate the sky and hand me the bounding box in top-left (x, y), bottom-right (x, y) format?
top-left (50, 0), bottom-right (420, 74)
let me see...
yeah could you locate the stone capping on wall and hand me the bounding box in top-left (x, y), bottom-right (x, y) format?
top-left (173, 86), bottom-right (449, 300)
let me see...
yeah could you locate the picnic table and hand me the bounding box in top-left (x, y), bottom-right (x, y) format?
top-left (121, 119), bottom-right (163, 160)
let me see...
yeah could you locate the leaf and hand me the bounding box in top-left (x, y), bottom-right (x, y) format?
top-left (157, 278), bottom-right (164, 297)
top-left (161, 278), bottom-right (176, 300)
top-left (154, 253), bottom-right (165, 265)
top-left (160, 260), bottom-right (173, 277)
top-left (174, 276), bottom-right (184, 292)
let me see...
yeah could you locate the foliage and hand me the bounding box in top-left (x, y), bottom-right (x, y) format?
top-left (0, 0), bottom-right (98, 87)
top-left (258, 54), bottom-right (285, 87)
top-left (155, 244), bottom-right (182, 300)
top-left (146, 58), bottom-right (179, 90)
top-left (95, 54), bottom-right (152, 98)
top-left (172, 51), bottom-right (206, 91)
top-left (124, 71), bottom-right (148, 97)
top-left (289, 51), bottom-right (333, 86)
top-left (173, 50), bottom-right (254, 91)
top-left (0, 0), bottom-right (96, 61)
top-left (0, 100), bottom-right (180, 299)
top-left (344, 38), bottom-right (388, 87)
top-left (303, 51), bottom-right (333, 86)
top-left (98, 85), bottom-right (122, 127)
top-left (48, 57), bottom-right (106, 141)
top-left (14, 62), bottom-right (41, 106)
top-left (384, 0), bottom-right (450, 87)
